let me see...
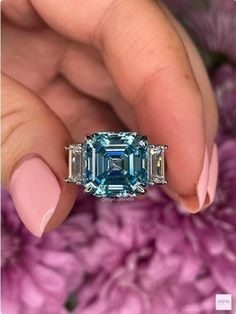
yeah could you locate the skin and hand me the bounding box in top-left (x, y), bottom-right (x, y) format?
top-left (2, 0), bottom-right (218, 231)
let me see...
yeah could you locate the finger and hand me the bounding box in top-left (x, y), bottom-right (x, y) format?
top-left (31, 0), bottom-right (205, 197)
top-left (158, 3), bottom-right (218, 211)
top-left (60, 35), bottom-right (218, 211)
top-left (57, 3), bottom-right (218, 211)
top-left (159, 3), bottom-right (218, 153)
top-left (2, 74), bottom-right (77, 237)
top-left (39, 77), bottom-right (126, 232)
top-left (2, 19), bottom-right (66, 93)
top-left (2, 19), bottom-right (129, 134)
top-left (60, 42), bottom-right (137, 129)
top-left (2, 0), bottom-right (44, 29)
top-left (40, 76), bottom-right (126, 142)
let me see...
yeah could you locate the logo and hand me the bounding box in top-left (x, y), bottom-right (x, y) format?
top-left (215, 294), bottom-right (232, 311)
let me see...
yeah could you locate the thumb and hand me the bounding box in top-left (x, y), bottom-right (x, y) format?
top-left (2, 74), bottom-right (77, 237)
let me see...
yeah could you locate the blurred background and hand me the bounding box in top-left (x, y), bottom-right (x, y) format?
top-left (2, 0), bottom-right (236, 313)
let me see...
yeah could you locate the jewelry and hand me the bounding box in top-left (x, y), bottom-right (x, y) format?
top-left (65, 132), bottom-right (167, 197)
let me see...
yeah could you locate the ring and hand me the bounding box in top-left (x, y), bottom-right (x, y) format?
top-left (65, 132), bottom-right (167, 197)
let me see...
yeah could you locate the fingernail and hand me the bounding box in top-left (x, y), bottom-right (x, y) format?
top-left (179, 146), bottom-right (209, 213)
top-left (204, 144), bottom-right (218, 208)
top-left (10, 157), bottom-right (60, 237)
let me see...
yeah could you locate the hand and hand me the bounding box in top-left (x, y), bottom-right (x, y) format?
top-left (2, 0), bottom-right (218, 236)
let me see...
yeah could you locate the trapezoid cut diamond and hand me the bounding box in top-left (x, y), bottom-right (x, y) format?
top-left (83, 132), bottom-right (148, 197)
top-left (148, 145), bottom-right (167, 184)
top-left (66, 144), bottom-right (84, 183)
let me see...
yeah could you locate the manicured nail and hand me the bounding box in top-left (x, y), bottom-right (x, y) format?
top-left (179, 146), bottom-right (209, 213)
top-left (10, 157), bottom-right (60, 237)
top-left (204, 144), bottom-right (218, 208)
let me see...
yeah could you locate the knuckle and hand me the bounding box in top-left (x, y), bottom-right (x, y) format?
top-left (92, 0), bottom-right (127, 48)
top-left (133, 65), bottom-right (173, 108)
top-left (2, 105), bottom-right (32, 148)
top-left (1, 105), bottom-right (32, 184)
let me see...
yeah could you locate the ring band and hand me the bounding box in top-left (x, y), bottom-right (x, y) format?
top-left (65, 132), bottom-right (167, 197)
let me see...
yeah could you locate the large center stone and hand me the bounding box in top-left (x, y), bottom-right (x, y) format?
top-left (83, 132), bottom-right (148, 197)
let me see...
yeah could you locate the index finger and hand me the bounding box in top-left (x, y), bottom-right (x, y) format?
top-left (31, 0), bottom-right (205, 197)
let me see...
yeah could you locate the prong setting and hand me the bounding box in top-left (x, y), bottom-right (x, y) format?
top-left (136, 185), bottom-right (146, 194)
top-left (84, 183), bottom-right (96, 195)
top-left (84, 185), bottom-right (93, 194)
top-left (64, 178), bottom-right (73, 183)
top-left (139, 135), bottom-right (148, 147)
top-left (85, 134), bottom-right (93, 142)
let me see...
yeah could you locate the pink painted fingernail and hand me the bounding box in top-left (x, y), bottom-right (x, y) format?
top-left (10, 157), bottom-right (60, 237)
top-left (204, 144), bottom-right (218, 208)
top-left (179, 146), bottom-right (209, 213)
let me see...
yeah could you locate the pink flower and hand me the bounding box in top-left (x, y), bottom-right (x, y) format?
top-left (192, 11), bottom-right (236, 63)
top-left (2, 3), bottom-right (236, 313)
top-left (213, 65), bottom-right (236, 139)
top-left (1, 188), bottom-right (82, 314)
top-left (164, 0), bottom-right (236, 62)
top-left (67, 140), bottom-right (236, 314)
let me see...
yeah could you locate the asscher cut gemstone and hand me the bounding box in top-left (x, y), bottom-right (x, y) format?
top-left (83, 132), bottom-right (148, 197)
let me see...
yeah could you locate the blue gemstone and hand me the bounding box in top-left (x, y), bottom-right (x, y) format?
top-left (83, 132), bottom-right (148, 197)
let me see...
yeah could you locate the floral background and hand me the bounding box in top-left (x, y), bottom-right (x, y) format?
top-left (2, 0), bottom-right (236, 313)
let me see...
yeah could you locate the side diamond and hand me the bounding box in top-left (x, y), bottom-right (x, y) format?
top-left (65, 144), bottom-right (84, 184)
top-left (148, 145), bottom-right (167, 184)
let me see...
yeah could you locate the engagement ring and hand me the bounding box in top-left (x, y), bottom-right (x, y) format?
top-left (65, 132), bottom-right (167, 197)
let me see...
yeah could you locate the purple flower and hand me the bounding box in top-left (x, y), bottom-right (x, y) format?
top-left (213, 139), bottom-right (236, 209)
top-left (213, 65), bottom-right (236, 139)
top-left (192, 11), bottom-right (236, 63)
top-left (2, 2), bottom-right (236, 313)
top-left (164, 0), bottom-right (236, 62)
top-left (68, 140), bottom-right (236, 314)
top-left (1, 188), bottom-right (82, 314)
